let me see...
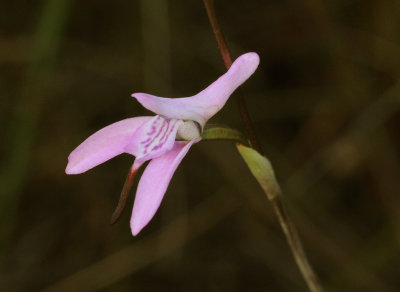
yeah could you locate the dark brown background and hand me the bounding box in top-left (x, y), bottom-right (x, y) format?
top-left (1, 0), bottom-right (400, 291)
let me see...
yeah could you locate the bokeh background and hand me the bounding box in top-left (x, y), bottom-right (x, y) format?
top-left (1, 0), bottom-right (400, 291)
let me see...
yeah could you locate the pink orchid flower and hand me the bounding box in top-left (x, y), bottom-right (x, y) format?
top-left (66, 52), bottom-right (260, 235)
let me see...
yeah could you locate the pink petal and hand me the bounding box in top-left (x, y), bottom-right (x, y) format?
top-left (130, 138), bottom-right (200, 235)
top-left (125, 115), bottom-right (183, 164)
top-left (132, 52), bottom-right (259, 127)
top-left (66, 117), bottom-right (152, 174)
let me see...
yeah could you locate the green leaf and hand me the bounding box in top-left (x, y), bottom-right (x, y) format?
top-left (236, 144), bottom-right (281, 200)
top-left (201, 125), bottom-right (247, 143)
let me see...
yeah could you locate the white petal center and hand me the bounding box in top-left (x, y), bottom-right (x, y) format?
top-left (177, 120), bottom-right (201, 141)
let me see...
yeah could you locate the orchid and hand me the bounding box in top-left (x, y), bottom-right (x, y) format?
top-left (66, 52), bottom-right (260, 235)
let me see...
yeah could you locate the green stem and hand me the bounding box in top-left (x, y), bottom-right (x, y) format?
top-left (237, 144), bottom-right (324, 292)
top-left (271, 196), bottom-right (323, 292)
top-left (203, 1), bottom-right (324, 291)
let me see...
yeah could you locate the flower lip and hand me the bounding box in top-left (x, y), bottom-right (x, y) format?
top-left (125, 115), bottom-right (183, 164)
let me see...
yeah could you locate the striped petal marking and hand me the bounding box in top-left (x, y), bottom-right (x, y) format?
top-left (125, 115), bottom-right (183, 164)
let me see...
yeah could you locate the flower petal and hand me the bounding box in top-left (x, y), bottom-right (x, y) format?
top-left (125, 115), bottom-right (183, 164)
top-left (130, 138), bottom-right (200, 235)
top-left (66, 117), bottom-right (152, 174)
top-left (132, 52), bottom-right (259, 127)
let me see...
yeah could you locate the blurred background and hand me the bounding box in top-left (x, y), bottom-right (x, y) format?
top-left (1, 0), bottom-right (400, 291)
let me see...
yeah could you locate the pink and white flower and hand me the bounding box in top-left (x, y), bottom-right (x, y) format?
top-left (66, 52), bottom-right (260, 235)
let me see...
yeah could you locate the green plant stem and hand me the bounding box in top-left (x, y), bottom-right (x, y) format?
top-left (271, 195), bottom-right (323, 292)
top-left (202, 1), bottom-right (324, 291)
top-left (202, 0), bottom-right (262, 154)
top-left (237, 144), bottom-right (324, 292)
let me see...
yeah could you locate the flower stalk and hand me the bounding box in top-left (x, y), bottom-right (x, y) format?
top-left (202, 1), bottom-right (324, 291)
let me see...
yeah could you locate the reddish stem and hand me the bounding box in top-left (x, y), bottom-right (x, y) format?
top-left (202, 0), bottom-right (262, 154)
top-left (110, 164), bottom-right (139, 224)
